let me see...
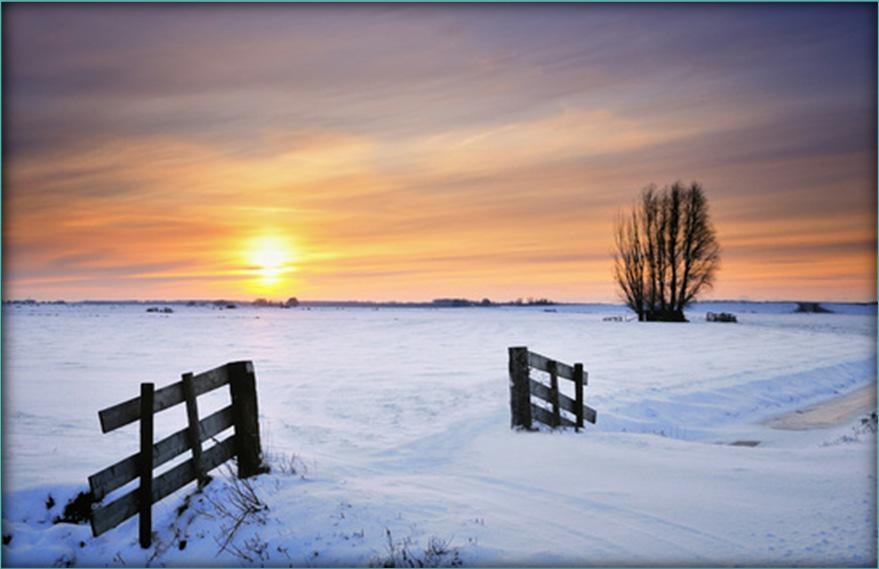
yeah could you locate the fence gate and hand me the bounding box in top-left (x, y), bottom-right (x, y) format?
top-left (87, 360), bottom-right (264, 548)
top-left (508, 346), bottom-right (597, 430)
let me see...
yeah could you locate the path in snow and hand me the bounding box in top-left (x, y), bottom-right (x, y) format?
top-left (765, 382), bottom-right (877, 430)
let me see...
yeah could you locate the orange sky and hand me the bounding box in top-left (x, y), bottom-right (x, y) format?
top-left (4, 4), bottom-right (876, 302)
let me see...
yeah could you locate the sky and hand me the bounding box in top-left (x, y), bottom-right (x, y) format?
top-left (3, 3), bottom-right (876, 302)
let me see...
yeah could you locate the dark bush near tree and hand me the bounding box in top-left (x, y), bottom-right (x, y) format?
top-left (613, 182), bottom-right (720, 322)
top-left (794, 302), bottom-right (832, 314)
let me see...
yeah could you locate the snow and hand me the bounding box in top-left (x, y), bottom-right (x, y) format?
top-left (2, 302), bottom-right (876, 566)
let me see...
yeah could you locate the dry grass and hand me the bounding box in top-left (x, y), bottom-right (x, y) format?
top-left (370, 529), bottom-right (462, 568)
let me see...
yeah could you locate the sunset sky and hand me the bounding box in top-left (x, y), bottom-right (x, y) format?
top-left (4, 4), bottom-right (876, 302)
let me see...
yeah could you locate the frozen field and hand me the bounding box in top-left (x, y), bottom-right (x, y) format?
top-left (2, 302), bottom-right (877, 566)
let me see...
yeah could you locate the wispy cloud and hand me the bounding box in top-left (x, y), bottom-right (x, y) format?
top-left (4, 3), bottom-right (876, 301)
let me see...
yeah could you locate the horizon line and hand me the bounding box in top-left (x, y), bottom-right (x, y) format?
top-left (3, 298), bottom-right (877, 306)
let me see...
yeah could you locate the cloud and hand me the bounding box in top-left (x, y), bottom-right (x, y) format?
top-left (3, 4), bottom-right (876, 301)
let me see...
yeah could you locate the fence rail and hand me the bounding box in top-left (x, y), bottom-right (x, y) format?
top-left (526, 351), bottom-right (578, 381)
top-left (98, 365), bottom-right (230, 433)
top-left (86, 360), bottom-right (264, 547)
top-left (508, 347), bottom-right (597, 430)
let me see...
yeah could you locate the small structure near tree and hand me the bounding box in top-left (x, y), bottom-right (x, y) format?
top-left (706, 312), bottom-right (737, 323)
top-left (794, 302), bottom-right (832, 314)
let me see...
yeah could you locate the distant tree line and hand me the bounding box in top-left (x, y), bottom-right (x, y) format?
top-left (251, 297), bottom-right (299, 308)
top-left (431, 297), bottom-right (556, 307)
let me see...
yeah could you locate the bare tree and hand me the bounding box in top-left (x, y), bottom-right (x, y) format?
top-left (612, 182), bottom-right (720, 321)
top-left (613, 208), bottom-right (646, 321)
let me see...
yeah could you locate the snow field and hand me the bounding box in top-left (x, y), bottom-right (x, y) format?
top-left (2, 303), bottom-right (875, 566)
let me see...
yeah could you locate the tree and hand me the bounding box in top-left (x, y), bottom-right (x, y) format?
top-left (613, 182), bottom-right (720, 322)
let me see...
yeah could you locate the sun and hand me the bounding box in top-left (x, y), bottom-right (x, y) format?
top-left (244, 234), bottom-right (297, 289)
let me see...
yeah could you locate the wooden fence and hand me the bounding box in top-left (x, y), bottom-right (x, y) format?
top-left (508, 347), bottom-right (597, 431)
top-left (87, 360), bottom-right (264, 548)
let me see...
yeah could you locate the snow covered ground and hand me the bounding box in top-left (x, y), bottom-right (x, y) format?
top-left (2, 302), bottom-right (876, 566)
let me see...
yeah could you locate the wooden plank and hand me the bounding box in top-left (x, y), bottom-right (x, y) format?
top-left (508, 347), bottom-right (532, 429)
top-left (181, 372), bottom-right (207, 486)
top-left (228, 361), bottom-right (264, 478)
top-left (530, 378), bottom-right (596, 427)
top-left (574, 363), bottom-right (584, 431)
top-left (530, 403), bottom-right (576, 429)
top-left (89, 406), bottom-right (234, 500)
top-left (526, 351), bottom-right (576, 381)
top-left (548, 360), bottom-right (560, 428)
top-left (91, 436), bottom-right (237, 537)
top-left (583, 403), bottom-right (597, 425)
top-left (139, 383), bottom-right (153, 549)
top-left (529, 379), bottom-right (577, 414)
top-left (152, 436), bottom-right (236, 505)
top-left (99, 364), bottom-right (230, 433)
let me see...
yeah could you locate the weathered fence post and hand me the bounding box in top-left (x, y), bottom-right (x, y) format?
top-left (139, 382), bottom-right (154, 549)
top-left (181, 372), bottom-right (207, 486)
top-left (228, 361), bottom-right (264, 478)
top-left (508, 347), bottom-right (532, 430)
top-left (573, 363), bottom-right (584, 432)
top-left (548, 360), bottom-right (560, 428)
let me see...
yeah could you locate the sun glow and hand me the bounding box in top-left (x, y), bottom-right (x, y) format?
top-left (243, 234), bottom-right (297, 290)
